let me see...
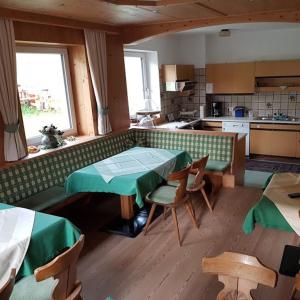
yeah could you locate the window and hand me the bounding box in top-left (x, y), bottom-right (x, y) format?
top-left (124, 50), bottom-right (160, 118)
top-left (16, 46), bottom-right (76, 145)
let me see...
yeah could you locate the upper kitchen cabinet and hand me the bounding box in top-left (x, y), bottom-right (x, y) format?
top-left (206, 62), bottom-right (255, 94)
top-left (255, 60), bottom-right (300, 77)
top-left (162, 64), bottom-right (195, 93)
top-left (162, 64), bottom-right (194, 82)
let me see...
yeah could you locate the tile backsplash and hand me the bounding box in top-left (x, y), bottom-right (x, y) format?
top-left (160, 67), bottom-right (300, 118)
top-left (160, 68), bottom-right (206, 118)
top-left (212, 92), bottom-right (300, 118)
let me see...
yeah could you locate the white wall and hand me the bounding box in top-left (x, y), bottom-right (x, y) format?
top-left (126, 35), bottom-right (180, 66)
top-left (126, 26), bottom-right (300, 67)
top-left (206, 28), bottom-right (300, 63)
top-left (177, 34), bottom-right (206, 68)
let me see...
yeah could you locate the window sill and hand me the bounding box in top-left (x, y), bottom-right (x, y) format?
top-left (0, 135), bottom-right (99, 169)
top-left (0, 127), bottom-right (131, 170)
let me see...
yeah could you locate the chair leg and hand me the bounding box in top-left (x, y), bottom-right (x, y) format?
top-left (185, 201), bottom-right (198, 229)
top-left (163, 207), bottom-right (168, 220)
top-left (144, 203), bottom-right (157, 235)
top-left (200, 187), bottom-right (213, 212)
top-left (171, 208), bottom-right (181, 247)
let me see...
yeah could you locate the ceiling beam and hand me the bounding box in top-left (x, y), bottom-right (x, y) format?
top-left (103, 0), bottom-right (197, 6)
top-left (0, 7), bottom-right (119, 34)
top-left (121, 9), bottom-right (300, 44)
top-left (195, 2), bottom-right (227, 16)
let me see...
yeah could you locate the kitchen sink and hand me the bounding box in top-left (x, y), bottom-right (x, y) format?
top-left (255, 116), bottom-right (299, 122)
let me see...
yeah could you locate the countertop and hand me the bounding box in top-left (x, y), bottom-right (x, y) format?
top-left (202, 116), bottom-right (300, 125)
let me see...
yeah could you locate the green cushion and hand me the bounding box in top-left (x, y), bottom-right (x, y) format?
top-left (16, 186), bottom-right (70, 211)
top-left (205, 160), bottom-right (230, 172)
top-left (167, 174), bottom-right (195, 189)
top-left (11, 275), bottom-right (56, 300)
top-left (148, 185), bottom-right (177, 204)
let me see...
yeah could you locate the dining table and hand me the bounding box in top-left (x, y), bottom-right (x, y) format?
top-left (243, 173), bottom-right (299, 235)
top-left (0, 203), bottom-right (81, 280)
top-left (65, 146), bottom-right (192, 236)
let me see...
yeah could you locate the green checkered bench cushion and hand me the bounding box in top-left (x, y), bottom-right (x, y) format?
top-left (205, 160), bottom-right (230, 172)
top-left (16, 185), bottom-right (75, 212)
top-left (135, 130), bottom-right (234, 170)
top-left (0, 130), bottom-right (134, 205)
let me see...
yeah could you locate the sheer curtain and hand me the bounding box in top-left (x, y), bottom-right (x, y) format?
top-left (84, 29), bottom-right (112, 135)
top-left (0, 18), bottom-right (26, 161)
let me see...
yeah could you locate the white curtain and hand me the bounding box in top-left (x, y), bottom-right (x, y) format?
top-left (0, 18), bottom-right (26, 161)
top-left (84, 29), bottom-right (112, 135)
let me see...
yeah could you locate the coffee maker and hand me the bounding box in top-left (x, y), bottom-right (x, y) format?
top-left (211, 101), bottom-right (223, 117)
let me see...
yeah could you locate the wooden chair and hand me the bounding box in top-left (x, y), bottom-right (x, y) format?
top-left (0, 269), bottom-right (16, 300)
top-left (290, 273), bottom-right (300, 299)
top-left (144, 166), bottom-right (198, 246)
top-left (11, 234), bottom-right (85, 300)
top-left (168, 155), bottom-right (212, 212)
top-left (202, 252), bottom-right (277, 300)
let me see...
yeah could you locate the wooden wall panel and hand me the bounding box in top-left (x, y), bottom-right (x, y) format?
top-left (106, 34), bottom-right (130, 131)
top-left (68, 45), bottom-right (98, 136)
top-left (0, 114), bottom-right (4, 164)
top-left (14, 21), bottom-right (85, 45)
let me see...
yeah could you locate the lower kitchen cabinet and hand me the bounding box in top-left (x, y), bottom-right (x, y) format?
top-left (250, 123), bottom-right (299, 157)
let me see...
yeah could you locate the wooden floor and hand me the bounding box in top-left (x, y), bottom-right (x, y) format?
top-left (59, 186), bottom-right (296, 300)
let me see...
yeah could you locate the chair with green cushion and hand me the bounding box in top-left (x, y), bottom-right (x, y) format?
top-left (0, 269), bottom-right (15, 300)
top-left (168, 155), bottom-right (213, 212)
top-left (11, 235), bottom-right (85, 300)
top-left (144, 166), bottom-right (198, 246)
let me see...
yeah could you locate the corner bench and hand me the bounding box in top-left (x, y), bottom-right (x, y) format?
top-left (0, 128), bottom-right (245, 213)
top-left (16, 185), bottom-right (89, 213)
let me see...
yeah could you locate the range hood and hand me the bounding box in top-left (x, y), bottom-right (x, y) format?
top-left (165, 80), bottom-right (197, 92)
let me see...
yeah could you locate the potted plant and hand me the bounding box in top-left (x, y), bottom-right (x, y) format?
top-left (39, 124), bottom-right (64, 149)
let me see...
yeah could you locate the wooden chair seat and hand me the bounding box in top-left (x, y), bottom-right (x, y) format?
top-left (147, 185), bottom-right (179, 205)
top-left (10, 276), bottom-right (56, 300)
top-left (144, 166), bottom-right (198, 246)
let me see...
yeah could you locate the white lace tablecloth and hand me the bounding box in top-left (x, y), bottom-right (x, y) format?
top-left (0, 207), bottom-right (35, 288)
top-left (93, 147), bottom-right (177, 183)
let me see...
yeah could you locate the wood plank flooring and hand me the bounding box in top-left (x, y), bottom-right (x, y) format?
top-left (58, 186), bottom-right (296, 300)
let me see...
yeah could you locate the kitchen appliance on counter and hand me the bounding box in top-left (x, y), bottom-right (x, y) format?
top-left (222, 121), bottom-right (250, 156)
top-left (234, 106), bottom-right (246, 117)
top-left (211, 101), bottom-right (223, 117)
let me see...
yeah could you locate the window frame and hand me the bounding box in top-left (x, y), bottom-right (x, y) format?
top-left (124, 51), bottom-right (150, 103)
top-left (16, 45), bottom-right (77, 145)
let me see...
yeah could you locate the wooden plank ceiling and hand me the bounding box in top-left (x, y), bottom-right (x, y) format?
top-left (1, 0), bottom-right (300, 26)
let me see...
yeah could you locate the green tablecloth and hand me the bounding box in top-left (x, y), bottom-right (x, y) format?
top-left (65, 147), bottom-right (192, 208)
top-left (243, 174), bottom-right (294, 234)
top-left (0, 203), bottom-right (81, 279)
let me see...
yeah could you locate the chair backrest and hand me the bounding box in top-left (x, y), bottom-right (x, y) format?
top-left (34, 234), bottom-right (85, 300)
top-left (291, 273), bottom-right (300, 300)
top-left (167, 166), bottom-right (190, 204)
top-left (190, 155), bottom-right (209, 190)
top-left (0, 269), bottom-right (16, 300)
top-left (202, 252), bottom-right (277, 300)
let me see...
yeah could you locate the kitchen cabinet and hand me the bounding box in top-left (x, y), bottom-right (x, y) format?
top-left (162, 64), bottom-right (194, 82)
top-left (255, 60), bottom-right (300, 77)
top-left (202, 121), bottom-right (222, 131)
top-left (250, 123), bottom-right (300, 157)
top-left (206, 62), bottom-right (255, 94)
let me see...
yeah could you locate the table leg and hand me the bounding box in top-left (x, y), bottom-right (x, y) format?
top-left (120, 195), bottom-right (135, 220)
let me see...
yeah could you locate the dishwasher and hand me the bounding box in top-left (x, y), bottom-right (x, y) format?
top-left (222, 121), bottom-right (250, 156)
